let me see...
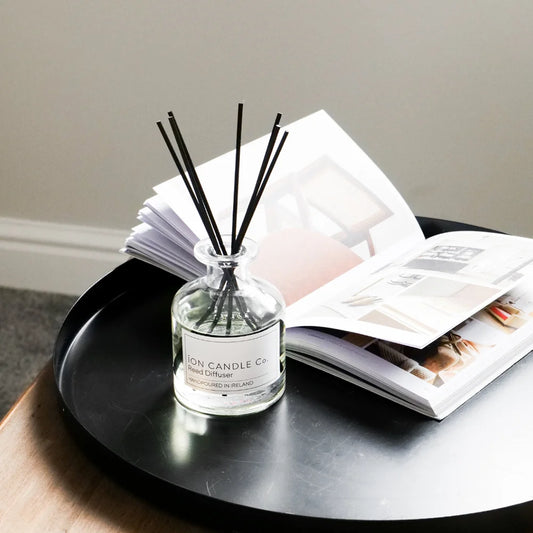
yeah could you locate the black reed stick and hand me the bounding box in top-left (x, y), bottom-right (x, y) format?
top-left (156, 121), bottom-right (199, 208)
top-left (246, 115), bottom-right (282, 217)
top-left (234, 128), bottom-right (289, 251)
top-left (167, 112), bottom-right (227, 256)
top-left (210, 281), bottom-right (231, 333)
top-left (232, 126), bottom-right (280, 251)
top-left (226, 286), bottom-right (233, 334)
top-left (231, 103), bottom-right (244, 254)
top-left (158, 119), bottom-right (221, 257)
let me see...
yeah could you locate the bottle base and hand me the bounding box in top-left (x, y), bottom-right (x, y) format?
top-left (173, 364), bottom-right (286, 416)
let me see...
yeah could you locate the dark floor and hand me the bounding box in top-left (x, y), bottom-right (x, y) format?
top-left (0, 286), bottom-right (78, 419)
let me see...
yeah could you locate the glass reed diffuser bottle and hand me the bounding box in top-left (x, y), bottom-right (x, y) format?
top-left (171, 236), bottom-right (286, 416)
top-left (157, 103), bottom-right (289, 415)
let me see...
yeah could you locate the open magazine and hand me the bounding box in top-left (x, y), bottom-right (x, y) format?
top-left (123, 110), bottom-right (533, 418)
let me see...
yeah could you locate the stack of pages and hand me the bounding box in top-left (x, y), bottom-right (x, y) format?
top-left (124, 111), bottom-right (533, 419)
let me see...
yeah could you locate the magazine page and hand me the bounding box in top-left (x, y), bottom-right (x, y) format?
top-left (153, 110), bottom-right (424, 305)
top-left (286, 327), bottom-right (438, 414)
top-left (288, 231), bottom-right (533, 348)
top-left (287, 279), bottom-right (533, 418)
top-left (124, 223), bottom-right (200, 280)
top-left (143, 195), bottom-right (199, 248)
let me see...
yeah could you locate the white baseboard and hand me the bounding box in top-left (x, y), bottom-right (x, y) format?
top-left (0, 217), bottom-right (130, 295)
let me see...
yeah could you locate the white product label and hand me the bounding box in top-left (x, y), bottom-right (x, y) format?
top-left (182, 324), bottom-right (281, 394)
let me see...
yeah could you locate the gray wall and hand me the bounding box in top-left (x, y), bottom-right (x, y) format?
top-left (2, 1), bottom-right (532, 236)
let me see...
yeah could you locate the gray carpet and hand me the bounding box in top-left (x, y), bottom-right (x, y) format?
top-left (0, 286), bottom-right (78, 419)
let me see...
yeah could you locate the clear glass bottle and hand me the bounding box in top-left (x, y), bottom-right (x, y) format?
top-left (171, 236), bottom-right (286, 416)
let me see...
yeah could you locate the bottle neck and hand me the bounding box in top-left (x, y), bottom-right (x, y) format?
top-left (194, 236), bottom-right (257, 290)
top-left (205, 262), bottom-right (250, 290)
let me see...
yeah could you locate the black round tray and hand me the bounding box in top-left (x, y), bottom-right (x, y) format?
top-left (53, 218), bottom-right (533, 532)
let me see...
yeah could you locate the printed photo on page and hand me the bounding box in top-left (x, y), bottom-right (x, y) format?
top-left (287, 232), bottom-right (533, 348)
